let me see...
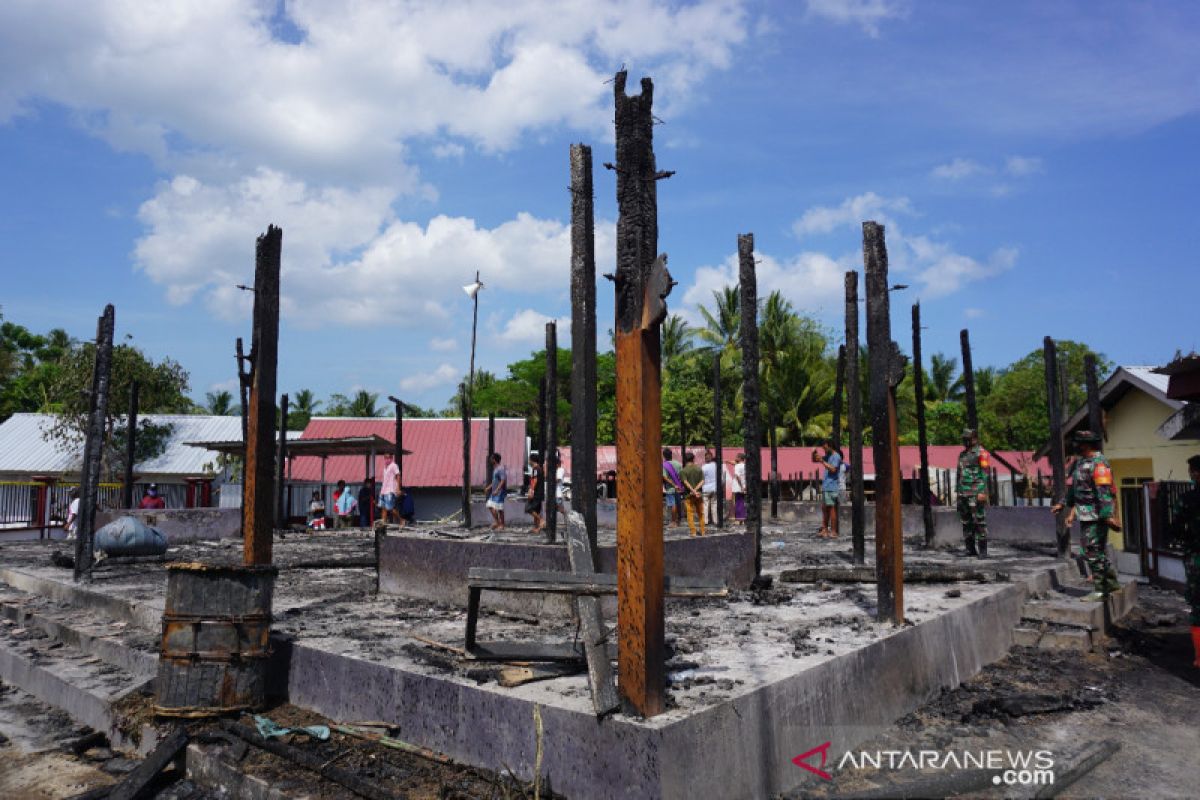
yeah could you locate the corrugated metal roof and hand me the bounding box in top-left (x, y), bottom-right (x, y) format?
top-left (289, 417), bottom-right (526, 487)
top-left (0, 413), bottom-right (243, 478)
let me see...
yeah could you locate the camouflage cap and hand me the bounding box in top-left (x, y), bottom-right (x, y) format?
top-left (1072, 429), bottom-right (1102, 444)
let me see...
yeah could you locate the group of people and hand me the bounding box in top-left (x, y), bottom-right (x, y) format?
top-left (308, 452), bottom-right (415, 530)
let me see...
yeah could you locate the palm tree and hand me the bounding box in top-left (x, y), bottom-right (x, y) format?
top-left (973, 366), bottom-right (997, 399)
top-left (288, 388), bottom-right (321, 430)
top-left (697, 286), bottom-right (740, 355)
top-left (928, 353), bottom-right (964, 402)
top-left (204, 390), bottom-right (234, 415)
top-left (660, 314), bottom-right (693, 380)
top-left (346, 390), bottom-right (383, 418)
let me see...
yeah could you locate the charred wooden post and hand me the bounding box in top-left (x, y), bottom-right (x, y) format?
top-left (912, 303), bottom-right (935, 547)
top-left (738, 234), bottom-right (764, 581)
top-left (1043, 337), bottom-right (1069, 556)
top-left (243, 226), bottom-right (281, 567)
top-left (387, 396), bottom-right (406, 485)
top-left (833, 345), bottom-right (845, 450)
top-left (570, 143), bottom-right (600, 557)
top-left (713, 351), bottom-right (724, 527)
top-left (275, 394), bottom-right (288, 529)
top-left (74, 304), bottom-right (115, 582)
top-left (236, 337), bottom-right (249, 445)
top-left (845, 271), bottom-right (866, 565)
top-left (460, 385), bottom-right (472, 529)
top-left (545, 322), bottom-right (559, 544)
top-left (487, 412), bottom-right (496, 491)
top-left (1084, 354), bottom-right (1103, 439)
top-left (680, 407), bottom-right (688, 453)
top-left (961, 328), bottom-right (978, 433)
top-left (122, 381), bottom-right (139, 509)
top-left (864, 222), bottom-right (905, 624)
top-left (769, 400), bottom-right (780, 519)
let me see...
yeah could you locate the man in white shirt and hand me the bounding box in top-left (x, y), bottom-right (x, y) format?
top-left (65, 487), bottom-right (80, 540)
top-left (379, 453), bottom-right (402, 525)
top-left (701, 450), bottom-right (719, 525)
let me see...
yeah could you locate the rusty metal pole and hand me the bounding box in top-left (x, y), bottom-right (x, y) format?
top-left (570, 142), bottom-right (599, 557)
top-left (912, 303), bottom-right (935, 547)
top-left (243, 226), bottom-right (281, 566)
top-left (612, 71), bottom-right (671, 717)
top-left (460, 385), bottom-right (472, 528)
top-left (713, 351), bottom-right (724, 528)
top-left (545, 322), bottom-right (559, 544)
top-left (738, 234), bottom-right (765, 581)
top-left (961, 329), bottom-right (978, 433)
top-left (845, 272), bottom-right (866, 565)
top-left (75, 304), bottom-right (115, 583)
top-left (864, 222), bottom-right (905, 624)
top-left (1044, 337), bottom-right (1069, 556)
top-left (122, 381), bottom-right (139, 509)
top-left (832, 345), bottom-right (845, 450)
top-left (1084, 354), bottom-right (1103, 438)
top-left (276, 394), bottom-right (288, 529)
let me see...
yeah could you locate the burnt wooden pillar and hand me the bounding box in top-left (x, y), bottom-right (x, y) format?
top-left (713, 351), bottom-right (724, 527)
top-left (611, 71), bottom-right (673, 717)
top-left (845, 271), bottom-right (866, 565)
top-left (864, 222), bottom-right (905, 624)
top-left (276, 394), bottom-right (288, 529)
top-left (738, 234), bottom-right (764, 579)
top-left (487, 412), bottom-right (496, 491)
top-left (680, 407), bottom-right (688, 453)
top-left (236, 337), bottom-right (249, 444)
top-left (1043, 337), bottom-right (1069, 556)
top-left (544, 322), bottom-right (559, 544)
top-left (1084, 354), bottom-right (1103, 439)
top-left (122, 381), bottom-right (139, 509)
top-left (832, 345), bottom-right (845, 450)
top-left (387, 396), bottom-right (406, 486)
top-left (74, 304), bottom-right (115, 582)
top-left (460, 385), bottom-right (472, 528)
top-left (570, 143), bottom-right (600, 557)
top-left (912, 303), bottom-right (935, 547)
top-left (243, 226), bottom-right (281, 566)
top-left (768, 400), bottom-right (780, 519)
top-left (960, 328), bottom-right (978, 433)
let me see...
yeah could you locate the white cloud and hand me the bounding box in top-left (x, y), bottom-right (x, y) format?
top-left (931, 158), bottom-right (987, 181)
top-left (1004, 155), bottom-right (1043, 176)
top-left (133, 168), bottom-right (617, 327)
top-left (429, 337), bottom-right (457, 352)
top-left (792, 191), bottom-right (913, 237)
top-left (498, 309), bottom-right (571, 345)
top-left (399, 364), bottom-right (459, 393)
top-left (432, 142), bottom-right (466, 161)
top-left (963, 307), bottom-right (986, 319)
top-left (804, 0), bottom-right (910, 37)
top-left (682, 250), bottom-right (847, 319)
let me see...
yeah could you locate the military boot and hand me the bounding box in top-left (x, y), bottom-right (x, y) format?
top-left (977, 539), bottom-right (988, 559)
top-left (964, 537), bottom-right (977, 557)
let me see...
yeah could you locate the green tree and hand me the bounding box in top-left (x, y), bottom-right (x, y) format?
top-left (289, 388), bottom-right (321, 430)
top-left (0, 314), bottom-right (74, 421)
top-left (928, 353), bottom-right (964, 402)
top-left (204, 390), bottom-right (235, 415)
top-left (697, 286), bottom-right (740, 355)
top-left (660, 314), bottom-right (693, 379)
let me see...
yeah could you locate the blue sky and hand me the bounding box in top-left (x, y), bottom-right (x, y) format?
top-left (1, 0), bottom-right (1197, 411)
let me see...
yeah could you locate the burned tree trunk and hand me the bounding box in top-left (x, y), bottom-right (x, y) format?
top-left (74, 305), bottom-right (115, 582)
top-left (832, 345), bottom-right (845, 450)
top-left (912, 303), bottom-right (935, 547)
top-left (460, 385), bottom-right (472, 529)
top-left (1044, 338), bottom-right (1069, 556)
top-left (864, 222), bottom-right (905, 624)
top-left (845, 271), bottom-right (866, 565)
top-left (276, 394), bottom-right (288, 529)
top-left (961, 328), bottom-right (978, 433)
top-left (544, 322), bottom-right (559, 544)
top-left (611, 71), bottom-right (671, 718)
top-left (122, 381), bottom-right (139, 510)
top-left (738, 234), bottom-right (764, 578)
top-left (243, 226), bottom-right (281, 566)
top-left (1085, 354), bottom-right (1103, 438)
top-left (570, 143), bottom-right (599, 557)
top-left (713, 351), bottom-right (724, 528)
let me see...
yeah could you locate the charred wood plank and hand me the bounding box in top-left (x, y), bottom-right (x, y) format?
top-left (243, 226), bottom-right (281, 566)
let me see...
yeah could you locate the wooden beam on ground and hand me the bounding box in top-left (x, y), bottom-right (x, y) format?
top-left (565, 511), bottom-right (619, 715)
top-left (243, 226), bottom-right (281, 567)
top-left (738, 233), bottom-right (764, 579)
top-left (779, 564), bottom-right (1004, 584)
top-left (107, 726), bottom-right (190, 800)
top-left (612, 69), bottom-right (670, 717)
top-left (845, 271), bottom-right (866, 565)
top-left (863, 221), bottom-right (905, 623)
top-left (75, 304), bottom-right (115, 583)
top-left (569, 142), bottom-right (600, 559)
top-left (467, 566), bottom-right (727, 597)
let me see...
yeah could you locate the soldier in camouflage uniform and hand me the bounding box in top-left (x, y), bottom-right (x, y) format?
top-left (1170, 454), bottom-right (1200, 668)
top-left (956, 428), bottom-right (990, 558)
top-left (1052, 430), bottom-right (1121, 600)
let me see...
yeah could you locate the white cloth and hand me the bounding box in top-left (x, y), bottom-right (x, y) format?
top-left (734, 462), bottom-right (746, 492)
top-left (701, 462), bottom-right (717, 493)
top-left (556, 466), bottom-right (567, 500)
top-left (66, 497), bottom-right (80, 536)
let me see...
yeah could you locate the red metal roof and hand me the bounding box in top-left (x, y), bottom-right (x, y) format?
top-left (559, 444), bottom-right (1047, 481)
top-left (288, 417), bottom-right (526, 487)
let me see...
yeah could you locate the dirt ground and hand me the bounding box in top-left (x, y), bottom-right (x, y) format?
top-left (789, 583), bottom-right (1200, 799)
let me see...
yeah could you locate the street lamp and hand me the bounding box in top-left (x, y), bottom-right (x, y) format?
top-left (462, 273), bottom-right (484, 414)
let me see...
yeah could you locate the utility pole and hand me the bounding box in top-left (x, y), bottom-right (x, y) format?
top-left (122, 381), bottom-right (139, 509)
top-left (845, 272), bottom-right (866, 565)
top-left (611, 71), bottom-right (672, 718)
top-left (74, 304), bottom-right (115, 582)
top-left (739, 234), bottom-right (764, 581)
top-left (570, 142), bottom-right (599, 558)
top-left (912, 304), bottom-right (935, 547)
top-left (243, 226), bottom-right (281, 567)
top-left (864, 222), bottom-right (905, 624)
top-left (1044, 338), bottom-right (1069, 556)
top-left (462, 274), bottom-right (484, 531)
